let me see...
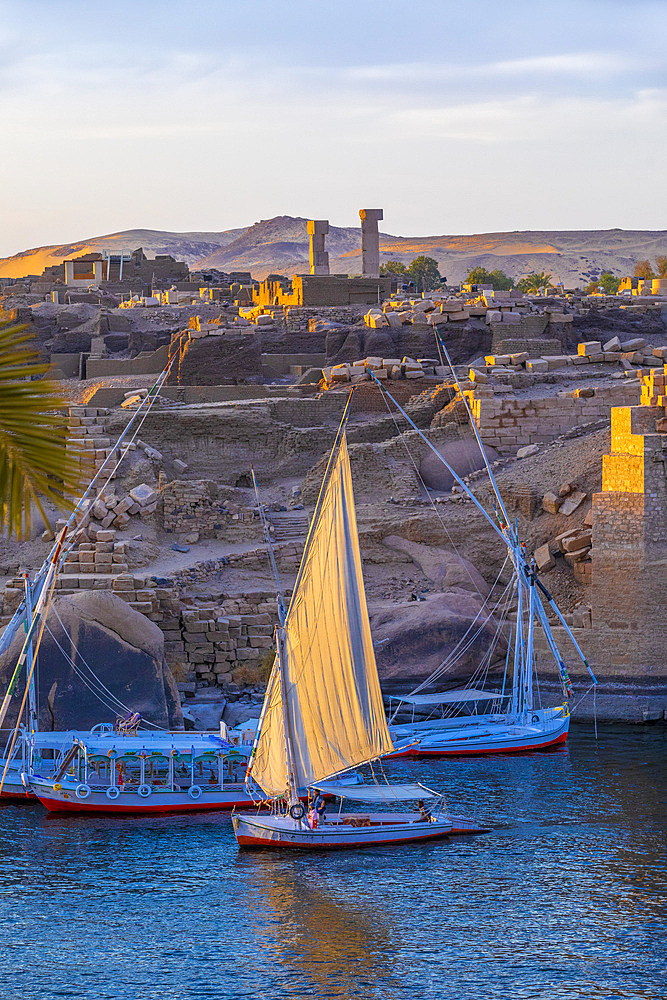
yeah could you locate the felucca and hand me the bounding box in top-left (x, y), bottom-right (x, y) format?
top-left (233, 396), bottom-right (486, 849)
top-left (376, 333), bottom-right (598, 758)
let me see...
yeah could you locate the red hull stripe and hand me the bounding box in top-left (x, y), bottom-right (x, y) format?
top-left (236, 828), bottom-right (453, 849)
top-left (390, 731), bottom-right (568, 758)
top-left (36, 795), bottom-right (248, 815)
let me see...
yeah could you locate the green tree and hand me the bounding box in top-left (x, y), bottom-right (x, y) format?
top-left (584, 271), bottom-right (621, 295)
top-left (407, 255), bottom-right (441, 291)
top-left (465, 267), bottom-right (513, 291)
top-left (379, 260), bottom-right (408, 276)
top-left (516, 271), bottom-right (552, 293)
top-left (634, 260), bottom-right (655, 279)
top-left (0, 323), bottom-right (82, 538)
top-left (654, 255), bottom-right (667, 278)
top-left (599, 271), bottom-right (621, 294)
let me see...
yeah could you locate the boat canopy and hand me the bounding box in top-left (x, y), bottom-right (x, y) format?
top-left (31, 731), bottom-right (232, 754)
top-left (248, 433), bottom-right (394, 799)
top-left (398, 689), bottom-right (503, 706)
top-left (311, 781), bottom-right (441, 802)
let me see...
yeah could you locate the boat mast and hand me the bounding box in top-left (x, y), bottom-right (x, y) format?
top-left (24, 575), bottom-right (38, 734)
top-left (511, 580), bottom-right (523, 717)
top-left (0, 530), bottom-right (66, 795)
top-left (0, 530), bottom-right (65, 730)
top-left (251, 466), bottom-right (287, 626)
top-left (0, 347), bottom-right (184, 660)
top-left (524, 566), bottom-right (536, 717)
top-left (277, 627), bottom-right (300, 808)
top-left (370, 358), bottom-right (598, 693)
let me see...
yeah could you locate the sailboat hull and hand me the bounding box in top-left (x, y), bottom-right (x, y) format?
top-left (388, 707), bottom-right (570, 757)
top-left (232, 811), bottom-right (488, 849)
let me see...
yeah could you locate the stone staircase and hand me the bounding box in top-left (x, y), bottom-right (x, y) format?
top-left (54, 406), bottom-right (128, 594)
top-left (67, 405), bottom-right (118, 481)
top-left (267, 511), bottom-right (311, 541)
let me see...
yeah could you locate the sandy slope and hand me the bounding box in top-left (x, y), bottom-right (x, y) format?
top-left (0, 227), bottom-right (246, 279)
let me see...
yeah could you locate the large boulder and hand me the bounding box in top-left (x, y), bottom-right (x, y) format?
top-left (167, 331), bottom-right (262, 384)
top-left (371, 591), bottom-right (506, 689)
top-left (435, 324), bottom-right (492, 365)
top-left (382, 536), bottom-right (490, 595)
top-left (0, 591), bottom-right (182, 731)
top-left (327, 330), bottom-right (361, 365)
top-left (420, 438), bottom-right (499, 491)
top-left (363, 330), bottom-right (395, 358)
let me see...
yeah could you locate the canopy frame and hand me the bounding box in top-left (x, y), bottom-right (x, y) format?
top-left (310, 781), bottom-right (442, 802)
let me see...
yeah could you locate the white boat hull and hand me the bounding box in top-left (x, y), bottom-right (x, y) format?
top-left (232, 810), bottom-right (488, 849)
top-left (388, 705), bottom-right (570, 757)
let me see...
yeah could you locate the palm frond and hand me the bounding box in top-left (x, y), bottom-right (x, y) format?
top-left (0, 323), bottom-right (83, 539)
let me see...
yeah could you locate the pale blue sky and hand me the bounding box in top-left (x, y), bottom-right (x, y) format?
top-left (1, 0), bottom-right (665, 256)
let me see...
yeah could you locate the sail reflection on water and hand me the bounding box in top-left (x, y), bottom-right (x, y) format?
top-left (243, 859), bottom-right (400, 998)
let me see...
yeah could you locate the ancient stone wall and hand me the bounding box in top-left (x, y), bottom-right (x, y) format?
top-left (283, 306), bottom-right (357, 331)
top-left (470, 383), bottom-right (640, 452)
top-left (490, 314), bottom-right (551, 346)
top-left (166, 331), bottom-right (262, 385)
top-left (493, 338), bottom-right (563, 356)
top-left (162, 480), bottom-right (231, 536)
top-left (109, 549), bottom-right (305, 693)
top-left (589, 368), bottom-right (667, 679)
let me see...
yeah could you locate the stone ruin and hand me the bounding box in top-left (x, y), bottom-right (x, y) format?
top-left (307, 220), bottom-right (330, 276)
top-left (359, 208), bottom-right (383, 279)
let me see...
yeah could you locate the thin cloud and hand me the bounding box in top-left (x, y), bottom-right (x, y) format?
top-left (343, 51), bottom-right (633, 83)
top-left (388, 88), bottom-right (667, 143)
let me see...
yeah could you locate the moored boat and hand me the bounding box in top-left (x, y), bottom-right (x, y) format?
top-left (27, 726), bottom-right (361, 814)
top-left (29, 730), bottom-right (251, 814)
top-left (387, 697), bottom-right (570, 757)
top-left (368, 341), bottom-right (597, 759)
top-left (234, 397), bottom-right (487, 850)
top-left (233, 781), bottom-right (488, 848)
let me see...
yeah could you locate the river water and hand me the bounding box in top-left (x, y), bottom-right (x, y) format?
top-left (0, 724), bottom-right (664, 1000)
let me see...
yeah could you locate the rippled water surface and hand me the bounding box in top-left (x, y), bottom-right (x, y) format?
top-left (0, 724), bottom-right (665, 1000)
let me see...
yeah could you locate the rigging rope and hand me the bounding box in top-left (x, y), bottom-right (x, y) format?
top-left (46, 609), bottom-right (167, 730)
top-left (56, 350), bottom-right (182, 570)
top-left (380, 387), bottom-right (491, 602)
top-left (0, 345), bottom-right (185, 657)
top-left (400, 568), bottom-right (512, 699)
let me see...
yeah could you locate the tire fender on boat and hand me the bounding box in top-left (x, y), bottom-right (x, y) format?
top-left (188, 785), bottom-right (202, 799)
top-left (137, 784), bottom-right (152, 798)
top-left (289, 803), bottom-right (305, 820)
top-left (75, 784), bottom-right (91, 799)
top-left (106, 786), bottom-right (120, 800)
top-left (532, 714), bottom-right (540, 724)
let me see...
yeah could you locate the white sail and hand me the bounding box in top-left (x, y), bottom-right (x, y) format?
top-left (248, 432), bottom-right (393, 799)
top-left (245, 656), bottom-right (287, 799)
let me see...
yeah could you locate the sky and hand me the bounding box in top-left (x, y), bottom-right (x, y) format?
top-left (0, 0), bottom-right (666, 257)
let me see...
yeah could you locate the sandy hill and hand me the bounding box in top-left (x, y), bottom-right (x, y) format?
top-left (0, 228), bottom-right (246, 280)
top-left (1, 219), bottom-right (665, 286)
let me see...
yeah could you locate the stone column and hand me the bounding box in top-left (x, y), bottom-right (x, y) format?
top-left (359, 208), bottom-right (383, 278)
top-left (307, 220), bottom-right (330, 275)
